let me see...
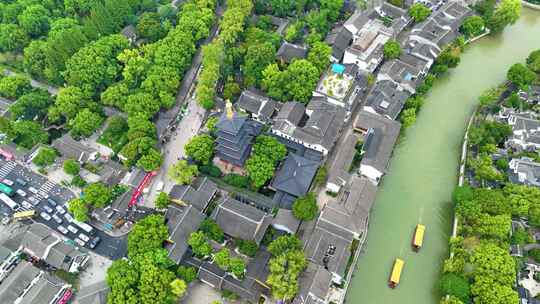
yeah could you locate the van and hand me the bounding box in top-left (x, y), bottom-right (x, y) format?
top-left (15, 179), bottom-right (27, 187)
top-left (16, 189), bottom-right (26, 197)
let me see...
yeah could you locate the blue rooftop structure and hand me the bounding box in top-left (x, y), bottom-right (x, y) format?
top-left (332, 63), bottom-right (346, 74)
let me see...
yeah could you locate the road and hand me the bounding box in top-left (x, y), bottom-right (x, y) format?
top-left (0, 159), bottom-right (127, 260)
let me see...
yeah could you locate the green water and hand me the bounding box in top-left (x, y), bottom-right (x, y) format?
top-left (347, 8), bottom-right (540, 304)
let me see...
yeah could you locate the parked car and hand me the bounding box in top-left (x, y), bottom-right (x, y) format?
top-left (64, 213), bottom-right (73, 222)
top-left (78, 233), bottom-right (90, 242)
top-left (16, 189), bottom-right (26, 197)
top-left (46, 198), bottom-right (57, 207)
top-left (2, 179), bottom-right (14, 186)
top-left (57, 225), bottom-right (68, 235)
top-left (42, 205), bottom-right (53, 213)
top-left (39, 191), bottom-right (49, 199)
top-left (52, 214), bottom-right (62, 224)
top-left (155, 181), bottom-right (164, 191)
top-left (88, 236), bottom-right (101, 249)
top-left (40, 212), bottom-right (51, 221)
top-left (28, 187), bottom-right (38, 194)
top-left (74, 238), bottom-right (86, 247)
top-left (28, 196), bottom-right (39, 206)
top-left (21, 201), bottom-right (32, 210)
top-left (15, 178), bottom-right (27, 186)
top-left (55, 206), bottom-right (66, 215)
top-left (67, 225), bottom-right (79, 234)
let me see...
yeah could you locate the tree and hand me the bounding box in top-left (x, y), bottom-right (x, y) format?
top-left (177, 266), bottom-right (197, 284)
top-left (530, 205), bottom-right (540, 227)
top-left (83, 182), bottom-right (112, 208)
top-left (185, 134), bottom-right (215, 165)
top-left (214, 248), bottom-right (231, 270)
top-left (439, 273), bottom-right (470, 303)
top-left (236, 239), bottom-right (258, 257)
top-left (199, 218), bottom-right (224, 243)
top-left (526, 49), bottom-right (540, 73)
top-left (9, 91), bottom-right (52, 120)
top-left (470, 155), bottom-right (504, 183)
top-left (487, 0), bottom-right (520, 33)
top-left (168, 160), bottom-right (198, 185)
top-left (0, 76), bottom-right (32, 99)
top-left (170, 278), bottom-right (187, 298)
top-left (292, 193), bottom-right (319, 221)
top-left (268, 235), bottom-right (302, 256)
top-left (267, 250), bottom-right (307, 300)
top-left (408, 3), bottom-right (431, 23)
top-left (137, 12), bottom-right (167, 42)
top-left (320, 0), bottom-right (345, 22)
top-left (252, 135), bottom-right (287, 164)
top-left (269, 0), bottom-right (295, 16)
top-left (242, 42), bottom-right (276, 87)
top-left (188, 231), bottom-right (212, 258)
top-left (9, 120), bottom-right (48, 149)
top-left (461, 16), bottom-right (485, 38)
top-left (507, 63), bottom-right (536, 90)
top-left (128, 215), bottom-right (169, 257)
top-left (383, 40), bottom-right (402, 60)
top-left (229, 257), bottom-right (246, 278)
top-left (17, 5), bottom-right (50, 37)
top-left (155, 192), bottom-right (170, 209)
top-left (63, 159), bottom-right (81, 175)
top-left (401, 108), bottom-right (417, 128)
top-left (33, 147), bottom-right (57, 167)
top-left (470, 242), bottom-right (516, 293)
top-left (53, 86), bottom-right (91, 120)
top-left (137, 148), bottom-right (162, 171)
top-left (307, 42), bottom-right (332, 73)
top-left (106, 259), bottom-right (140, 304)
top-left (440, 296), bottom-right (464, 304)
top-left (246, 154), bottom-right (275, 188)
top-left (262, 60), bottom-right (320, 103)
top-left (284, 20), bottom-right (304, 43)
top-left (0, 23), bottom-right (28, 52)
top-left (101, 83), bottom-right (129, 109)
top-left (69, 109), bottom-right (104, 138)
top-left (68, 198), bottom-right (89, 222)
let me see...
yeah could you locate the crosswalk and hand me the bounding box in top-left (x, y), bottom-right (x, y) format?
top-left (0, 162), bottom-right (16, 179)
top-left (36, 180), bottom-right (55, 200)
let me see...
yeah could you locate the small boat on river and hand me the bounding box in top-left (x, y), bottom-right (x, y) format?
top-left (412, 224), bottom-right (426, 252)
top-left (388, 258), bottom-right (404, 288)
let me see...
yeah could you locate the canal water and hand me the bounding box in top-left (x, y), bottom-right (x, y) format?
top-left (347, 8), bottom-right (540, 304)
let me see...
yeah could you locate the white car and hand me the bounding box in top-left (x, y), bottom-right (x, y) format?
top-left (40, 212), bottom-right (51, 221)
top-left (55, 206), bottom-right (66, 215)
top-left (2, 179), bottom-right (14, 186)
top-left (57, 225), bottom-right (68, 235)
top-left (74, 238), bottom-right (86, 247)
top-left (21, 201), bottom-right (32, 210)
top-left (64, 213), bottom-right (73, 222)
top-left (42, 205), bottom-right (53, 213)
top-left (39, 191), bottom-right (49, 199)
top-left (16, 189), bottom-right (27, 197)
top-left (28, 196), bottom-right (39, 206)
top-left (155, 181), bottom-right (164, 191)
top-left (52, 214), bottom-right (63, 224)
top-left (67, 225), bottom-right (78, 234)
top-left (28, 187), bottom-right (38, 194)
top-left (78, 233), bottom-right (90, 242)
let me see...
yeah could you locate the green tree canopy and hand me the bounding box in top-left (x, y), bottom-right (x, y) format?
top-left (408, 3), bottom-right (431, 23)
top-left (63, 159), bottom-right (80, 175)
top-left (17, 4), bottom-right (51, 37)
top-left (383, 40), bottom-right (402, 60)
top-left (438, 273), bottom-right (470, 303)
top-left (199, 218), bottom-right (224, 243)
top-left (69, 109), bottom-right (104, 138)
top-left (246, 154), bottom-right (275, 189)
top-left (185, 134), bottom-right (215, 165)
top-left (507, 63), bottom-right (536, 90)
top-left (127, 215), bottom-right (169, 258)
top-left (0, 75), bottom-right (32, 100)
top-left (33, 147), bottom-right (57, 167)
top-left (307, 41), bottom-right (332, 73)
top-left (0, 23), bottom-right (29, 52)
top-left (68, 198), bottom-right (89, 222)
top-left (83, 182), bottom-right (112, 208)
top-left (292, 192), bottom-right (319, 221)
top-left (460, 16), bottom-right (485, 38)
top-left (526, 49), bottom-right (540, 73)
top-left (188, 231), bottom-right (212, 258)
top-left (155, 192), bottom-right (170, 209)
top-left (168, 160), bottom-right (198, 185)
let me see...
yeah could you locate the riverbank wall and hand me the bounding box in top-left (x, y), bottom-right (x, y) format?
top-left (522, 1), bottom-right (540, 10)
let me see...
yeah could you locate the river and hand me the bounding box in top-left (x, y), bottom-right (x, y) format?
top-left (346, 7), bottom-right (540, 304)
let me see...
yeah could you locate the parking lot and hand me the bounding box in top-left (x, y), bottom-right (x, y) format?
top-left (0, 159), bottom-right (127, 260)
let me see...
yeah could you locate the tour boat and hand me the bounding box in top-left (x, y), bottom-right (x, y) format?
top-left (388, 258), bottom-right (404, 288)
top-left (412, 224), bottom-right (426, 252)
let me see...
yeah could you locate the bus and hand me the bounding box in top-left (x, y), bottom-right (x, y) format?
top-left (0, 183), bottom-right (13, 197)
top-left (73, 220), bottom-right (95, 235)
top-left (13, 210), bottom-right (36, 220)
top-left (0, 193), bottom-right (18, 210)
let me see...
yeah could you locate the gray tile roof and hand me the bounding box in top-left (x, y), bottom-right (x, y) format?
top-left (325, 26), bottom-right (353, 61)
top-left (275, 101), bottom-right (305, 126)
top-left (0, 261), bottom-right (40, 303)
top-left (509, 157), bottom-right (540, 187)
top-left (365, 80), bottom-right (410, 120)
top-left (272, 209), bottom-right (301, 234)
top-left (19, 273), bottom-right (65, 304)
top-left (293, 263), bottom-right (333, 304)
top-left (320, 176), bottom-right (377, 237)
top-left (198, 261), bottom-right (226, 288)
top-left (276, 42), bottom-right (308, 63)
top-left (52, 133), bottom-right (97, 163)
top-left (236, 90), bottom-right (277, 122)
top-left (271, 154), bottom-right (319, 198)
top-left (354, 110), bottom-right (401, 176)
top-left (211, 198), bottom-right (271, 244)
top-left (304, 225), bottom-right (352, 279)
top-left (76, 281), bottom-right (109, 304)
top-left (343, 10), bottom-right (370, 34)
top-left (165, 204), bottom-right (204, 263)
top-left (379, 57), bottom-right (426, 93)
top-left (168, 177), bottom-right (217, 212)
